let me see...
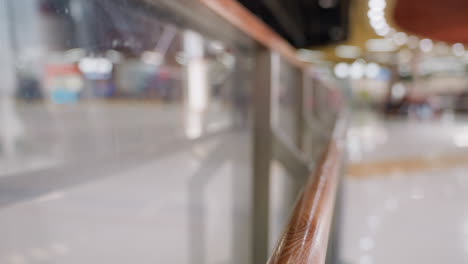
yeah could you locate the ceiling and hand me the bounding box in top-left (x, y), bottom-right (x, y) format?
top-left (311, 0), bottom-right (468, 63)
top-left (311, 0), bottom-right (383, 63)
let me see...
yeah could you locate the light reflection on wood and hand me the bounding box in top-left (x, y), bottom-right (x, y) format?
top-left (268, 117), bottom-right (347, 264)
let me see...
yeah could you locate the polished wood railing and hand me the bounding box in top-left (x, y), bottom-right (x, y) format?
top-left (198, 1), bottom-right (346, 263)
top-left (267, 115), bottom-right (347, 264)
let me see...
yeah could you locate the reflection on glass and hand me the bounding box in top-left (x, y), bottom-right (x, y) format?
top-left (0, 0), bottom-right (253, 263)
top-left (271, 54), bottom-right (301, 148)
top-left (185, 30), bottom-right (208, 139)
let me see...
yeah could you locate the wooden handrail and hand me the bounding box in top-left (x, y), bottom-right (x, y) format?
top-left (199, 0), bottom-right (308, 69)
top-left (267, 115), bottom-right (347, 264)
top-left (197, 2), bottom-right (343, 263)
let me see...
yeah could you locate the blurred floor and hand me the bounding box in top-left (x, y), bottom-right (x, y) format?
top-left (0, 102), bottom-right (254, 264)
top-left (340, 111), bottom-right (468, 264)
top-left (0, 101), bottom-right (294, 264)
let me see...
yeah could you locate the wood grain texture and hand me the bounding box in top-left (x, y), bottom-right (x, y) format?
top-left (199, 0), bottom-right (307, 69)
top-left (268, 116), bottom-right (347, 264)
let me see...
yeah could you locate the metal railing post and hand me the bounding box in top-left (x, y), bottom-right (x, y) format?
top-left (290, 68), bottom-right (306, 197)
top-left (295, 68), bottom-right (305, 152)
top-left (252, 47), bottom-right (273, 264)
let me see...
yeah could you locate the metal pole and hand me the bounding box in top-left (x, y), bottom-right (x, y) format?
top-left (252, 47), bottom-right (273, 264)
top-left (295, 68), bottom-right (305, 152)
top-left (290, 67), bottom-right (306, 197)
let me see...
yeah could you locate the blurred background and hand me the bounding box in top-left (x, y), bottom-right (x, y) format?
top-left (1, 0), bottom-right (468, 263)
